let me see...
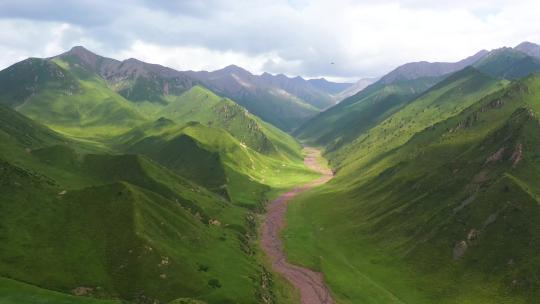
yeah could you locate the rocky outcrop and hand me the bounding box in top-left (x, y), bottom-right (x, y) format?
top-left (510, 143), bottom-right (523, 168)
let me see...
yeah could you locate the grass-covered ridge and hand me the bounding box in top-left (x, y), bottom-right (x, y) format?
top-left (0, 66), bottom-right (317, 303)
top-left (329, 67), bottom-right (507, 169)
top-left (295, 76), bottom-right (442, 150)
top-left (0, 57), bottom-right (147, 139)
top-left (284, 72), bottom-right (540, 303)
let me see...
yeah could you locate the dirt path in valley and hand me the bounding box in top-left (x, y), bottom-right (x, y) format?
top-left (260, 148), bottom-right (334, 304)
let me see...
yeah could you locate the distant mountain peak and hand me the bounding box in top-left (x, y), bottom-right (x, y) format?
top-left (54, 45), bottom-right (111, 71)
top-left (221, 64), bottom-right (249, 73)
top-left (62, 45), bottom-right (99, 58)
top-left (68, 45), bottom-right (91, 52)
top-left (515, 41), bottom-right (540, 59)
top-left (515, 41), bottom-right (540, 49)
top-left (379, 49), bottom-right (489, 85)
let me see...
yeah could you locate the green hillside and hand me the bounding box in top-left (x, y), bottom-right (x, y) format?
top-left (56, 47), bottom-right (198, 106)
top-left (0, 53), bottom-right (304, 162)
top-left (284, 73), bottom-right (540, 303)
top-left (328, 67), bottom-right (507, 166)
top-left (0, 156), bottom-right (258, 303)
top-left (220, 86), bottom-right (319, 132)
top-left (295, 76), bottom-right (441, 149)
top-left (0, 84), bottom-right (317, 303)
top-left (156, 86), bottom-right (279, 156)
top-left (0, 277), bottom-right (119, 304)
top-left (114, 118), bottom-right (317, 205)
top-left (0, 58), bottom-right (146, 139)
top-left (474, 48), bottom-right (540, 80)
top-left (6, 40), bottom-right (540, 304)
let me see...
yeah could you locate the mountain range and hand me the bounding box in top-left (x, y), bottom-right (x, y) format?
top-left (43, 46), bottom-right (358, 131)
top-left (296, 41), bottom-right (540, 150)
top-left (2, 41), bottom-right (540, 304)
top-left (287, 41), bottom-right (540, 304)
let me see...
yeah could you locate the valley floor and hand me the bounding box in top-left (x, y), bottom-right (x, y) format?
top-left (260, 148), bottom-right (335, 304)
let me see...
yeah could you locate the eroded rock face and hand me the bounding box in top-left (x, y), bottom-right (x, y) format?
top-left (453, 240), bottom-right (468, 260)
top-left (467, 229), bottom-right (479, 242)
top-left (510, 143), bottom-right (523, 168)
top-left (72, 286), bottom-right (93, 296)
top-left (486, 147), bottom-right (506, 163)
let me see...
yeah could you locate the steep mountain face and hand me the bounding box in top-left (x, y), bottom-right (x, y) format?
top-left (285, 49), bottom-right (540, 303)
top-left (0, 149), bottom-right (257, 303)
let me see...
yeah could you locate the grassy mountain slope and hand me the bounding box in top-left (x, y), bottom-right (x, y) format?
top-left (0, 53), bottom-right (305, 164)
top-left (328, 67), bottom-right (507, 166)
top-left (214, 83), bottom-right (319, 132)
top-left (284, 74), bottom-right (540, 303)
top-left (156, 86), bottom-right (278, 156)
top-left (129, 84), bottom-right (306, 162)
top-left (56, 46), bottom-right (199, 105)
top-left (295, 76), bottom-right (442, 149)
top-left (0, 96), bottom-right (317, 303)
top-left (187, 65), bottom-right (320, 131)
top-left (57, 48), bottom-right (331, 132)
top-left (0, 277), bottom-right (119, 304)
top-left (0, 156), bottom-right (259, 303)
top-left (114, 118), bottom-right (317, 205)
top-left (474, 48), bottom-right (540, 80)
top-left (0, 57), bottom-right (146, 139)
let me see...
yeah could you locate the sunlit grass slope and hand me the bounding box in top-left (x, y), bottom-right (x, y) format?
top-left (284, 72), bottom-right (540, 303)
top-left (113, 117), bottom-right (318, 205)
top-left (158, 85), bottom-right (276, 152)
top-left (0, 277), bottom-right (120, 304)
top-left (329, 67), bottom-right (507, 167)
top-left (0, 58), bottom-right (146, 139)
top-left (0, 87), bottom-right (317, 303)
top-left (295, 76), bottom-right (441, 150)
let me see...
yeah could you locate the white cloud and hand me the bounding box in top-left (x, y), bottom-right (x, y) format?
top-left (0, 0), bottom-right (540, 79)
top-left (113, 40), bottom-right (280, 74)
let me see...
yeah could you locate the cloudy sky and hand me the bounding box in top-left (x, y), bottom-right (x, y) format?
top-left (1, 0), bottom-right (540, 81)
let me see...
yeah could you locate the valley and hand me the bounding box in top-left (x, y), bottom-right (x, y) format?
top-left (260, 148), bottom-right (334, 304)
top-left (1, 37), bottom-right (540, 304)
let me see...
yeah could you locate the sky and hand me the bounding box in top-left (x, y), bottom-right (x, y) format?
top-left (1, 0), bottom-right (540, 82)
